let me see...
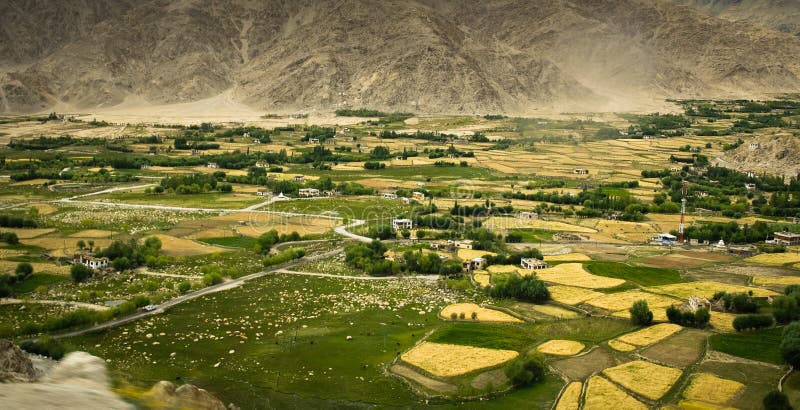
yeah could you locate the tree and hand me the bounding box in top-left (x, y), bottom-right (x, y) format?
top-left (630, 300), bottom-right (653, 326)
top-left (15, 262), bottom-right (33, 279)
top-left (773, 295), bottom-right (799, 324)
top-left (733, 314), bottom-right (774, 332)
top-left (781, 321), bottom-right (800, 368)
top-left (506, 354), bottom-right (546, 387)
top-left (70, 264), bottom-right (92, 283)
top-left (763, 391), bottom-right (793, 410)
top-left (76, 240), bottom-right (86, 250)
top-left (489, 275), bottom-right (550, 303)
top-left (178, 281), bottom-right (191, 294)
top-left (112, 257), bottom-right (131, 271)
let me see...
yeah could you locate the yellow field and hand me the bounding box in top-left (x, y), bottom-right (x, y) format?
top-left (682, 373), bottom-right (744, 406)
top-left (611, 324), bottom-right (682, 350)
top-left (400, 342), bottom-right (519, 378)
top-left (585, 289), bottom-right (681, 312)
top-left (583, 376), bottom-right (647, 410)
top-left (0, 228), bottom-right (56, 239)
top-left (529, 304), bottom-right (582, 319)
top-left (603, 360), bottom-right (682, 400)
top-left (536, 340), bottom-right (585, 356)
top-left (0, 260), bottom-right (69, 275)
top-left (439, 303), bottom-right (522, 323)
top-left (23, 236), bottom-right (114, 258)
top-left (456, 248), bottom-right (497, 260)
top-left (746, 253), bottom-right (800, 266)
top-left (150, 234), bottom-right (228, 257)
top-left (484, 216), bottom-right (597, 233)
top-left (486, 264), bottom-right (519, 274)
top-left (752, 276), bottom-right (800, 286)
top-left (647, 281), bottom-right (776, 299)
top-left (548, 285), bottom-right (604, 305)
top-left (28, 203), bottom-right (57, 215)
top-left (608, 339), bottom-right (636, 352)
top-left (544, 253), bottom-right (591, 262)
top-left (591, 220), bottom-right (658, 243)
top-left (555, 381), bottom-right (583, 410)
top-left (68, 230), bottom-right (117, 238)
top-left (707, 311), bottom-right (738, 333)
top-left (472, 270), bottom-right (491, 287)
top-left (531, 263), bottom-right (626, 289)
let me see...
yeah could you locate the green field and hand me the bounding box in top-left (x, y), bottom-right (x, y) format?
top-left (585, 261), bottom-right (684, 287)
top-left (10, 273), bottom-right (69, 294)
top-left (709, 326), bottom-right (784, 365)
top-left (428, 323), bottom-right (532, 351)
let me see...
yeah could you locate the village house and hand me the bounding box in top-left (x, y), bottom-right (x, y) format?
top-left (517, 211), bottom-right (538, 220)
top-left (358, 145), bottom-right (370, 152)
top-left (74, 254), bottom-right (110, 270)
top-left (430, 240), bottom-right (457, 253)
top-left (412, 191), bottom-right (425, 201)
top-left (744, 183), bottom-right (757, 191)
top-left (255, 161), bottom-right (268, 168)
top-left (256, 189), bottom-right (271, 197)
top-left (455, 239), bottom-right (474, 250)
top-left (322, 190), bottom-right (337, 197)
top-left (684, 296), bottom-right (712, 312)
top-left (696, 191), bottom-right (710, 198)
top-left (775, 231), bottom-right (800, 246)
top-left (462, 257), bottom-right (486, 271)
top-left (651, 233), bottom-right (677, 245)
top-left (520, 258), bottom-right (548, 270)
top-left (308, 138), bottom-right (320, 144)
top-left (206, 162), bottom-right (219, 169)
top-left (293, 175), bottom-right (306, 183)
top-left (573, 168), bottom-right (589, 175)
top-left (382, 192), bottom-right (398, 199)
top-left (749, 142), bottom-right (760, 150)
top-left (299, 188), bottom-right (320, 197)
top-left (392, 218), bottom-right (413, 230)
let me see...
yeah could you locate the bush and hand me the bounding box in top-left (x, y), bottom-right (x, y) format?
top-left (70, 264), bottom-right (92, 283)
top-left (368, 225), bottom-right (396, 240)
top-left (19, 335), bottom-right (66, 360)
top-left (263, 247), bottom-right (306, 267)
top-left (666, 305), bottom-right (710, 328)
top-left (630, 300), bottom-right (653, 326)
top-left (15, 262), bottom-right (33, 279)
top-left (733, 314), bottom-right (774, 332)
top-left (781, 321), bottom-right (800, 368)
top-left (763, 390), bottom-right (793, 410)
top-left (506, 354), bottom-right (546, 387)
top-left (489, 275), bottom-right (550, 303)
top-left (178, 281), bottom-right (191, 293)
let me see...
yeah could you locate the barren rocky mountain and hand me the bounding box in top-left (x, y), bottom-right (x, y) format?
top-left (718, 134), bottom-right (800, 180)
top-left (670, 0), bottom-right (800, 36)
top-left (2, 0), bottom-right (800, 115)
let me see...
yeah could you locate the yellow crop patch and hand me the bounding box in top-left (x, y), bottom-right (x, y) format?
top-left (548, 285), bottom-right (604, 305)
top-left (400, 342), bottom-right (518, 378)
top-left (647, 281), bottom-right (776, 299)
top-left (555, 381), bottom-right (582, 410)
top-left (439, 303), bottom-right (522, 323)
top-left (583, 376), bottom-right (647, 410)
top-left (536, 340), bottom-right (585, 356)
top-left (682, 373), bottom-right (744, 406)
top-left (610, 323), bottom-right (682, 351)
top-left (603, 360), bottom-right (682, 400)
top-left (531, 263), bottom-right (625, 289)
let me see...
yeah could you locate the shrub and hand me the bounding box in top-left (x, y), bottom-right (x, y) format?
top-left (368, 224), bottom-right (395, 240)
top-left (489, 275), bottom-right (550, 303)
top-left (772, 296), bottom-right (799, 324)
top-left (763, 390), bottom-right (793, 410)
top-left (178, 281), bottom-right (191, 294)
top-left (263, 247), bottom-right (306, 267)
top-left (506, 354), bottom-right (546, 387)
top-left (459, 312), bottom-right (466, 320)
top-left (19, 335), bottom-right (66, 360)
top-left (630, 300), bottom-right (653, 326)
top-left (450, 312), bottom-right (457, 320)
top-left (15, 262), bottom-right (33, 279)
top-left (733, 314), bottom-right (774, 332)
top-left (471, 311), bottom-right (478, 320)
top-left (780, 321), bottom-right (800, 368)
top-left (70, 264), bottom-right (92, 283)
top-left (666, 305), bottom-right (710, 328)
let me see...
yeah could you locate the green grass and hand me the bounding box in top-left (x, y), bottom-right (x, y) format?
top-left (197, 236), bottom-right (258, 249)
top-left (508, 229), bottom-right (554, 243)
top-left (86, 191), bottom-right (264, 210)
top-left (427, 323), bottom-right (532, 351)
top-left (585, 261), bottom-right (683, 287)
top-left (708, 326), bottom-right (784, 365)
top-left (10, 273), bottom-right (69, 294)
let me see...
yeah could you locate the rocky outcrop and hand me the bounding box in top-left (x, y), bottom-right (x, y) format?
top-left (0, 339), bottom-right (38, 382)
top-left (145, 380), bottom-right (230, 410)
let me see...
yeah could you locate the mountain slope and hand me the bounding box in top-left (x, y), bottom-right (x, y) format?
top-left (2, 0), bottom-right (800, 115)
top-left (669, 0), bottom-right (800, 35)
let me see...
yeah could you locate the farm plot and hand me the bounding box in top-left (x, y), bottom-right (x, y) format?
top-left (639, 329), bottom-right (708, 368)
top-left (752, 275), bottom-right (800, 287)
top-left (591, 220), bottom-right (658, 243)
top-left (585, 289), bottom-right (680, 313)
top-left (609, 324), bottom-right (683, 352)
top-left (439, 303), bottom-right (522, 323)
top-left (708, 311), bottom-right (738, 333)
top-left (457, 248), bottom-right (497, 260)
top-left (0, 260), bottom-right (70, 276)
top-left (0, 227), bottom-right (55, 239)
top-left (536, 340), bottom-right (585, 356)
top-left (602, 360), bottom-right (682, 400)
top-left (583, 376), bottom-right (647, 410)
top-left (531, 263), bottom-right (626, 289)
top-left (400, 342), bottom-right (518, 378)
top-left (472, 271), bottom-right (490, 287)
top-left (548, 285), bottom-right (604, 305)
top-left (544, 253), bottom-right (591, 262)
top-left (528, 304), bottom-right (582, 319)
top-left (681, 373), bottom-right (744, 408)
top-left (486, 264), bottom-right (520, 274)
top-left (150, 234), bottom-right (229, 257)
top-left (555, 381), bottom-right (582, 410)
top-left (484, 216), bottom-right (597, 233)
top-left (68, 229), bottom-right (117, 238)
top-left (746, 253), bottom-right (800, 266)
top-left (646, 281), bottom-right (776, 299)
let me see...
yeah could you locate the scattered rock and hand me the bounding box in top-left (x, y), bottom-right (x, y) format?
top-left (346, 335), bottom-right (353, 341)
top-left (146, 380), bottom-right (228, 410)
top-left (0, 339), bottom-right (37, 382)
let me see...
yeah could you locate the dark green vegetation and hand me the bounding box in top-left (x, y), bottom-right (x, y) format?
top-left (585, 261), bottom-right (683, 287)
top-left (709, 327), bottom-right (784, 364)
top-left (629, 300), bottom-right (653, 325)
top-left (666, 306), bottom-right (710, 328)
top-left (489, 275), bottom-right (550, 303)
top-left (780, 321), bottom-right (800, 369)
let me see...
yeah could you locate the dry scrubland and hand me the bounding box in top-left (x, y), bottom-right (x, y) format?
top-left (439, 303), bottom-right (522, 323)
top-left (400, 342), bottom-right (518, 377)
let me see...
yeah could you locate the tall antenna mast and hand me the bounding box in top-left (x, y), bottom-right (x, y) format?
top-left (679, 180), bottom-right (688, 243)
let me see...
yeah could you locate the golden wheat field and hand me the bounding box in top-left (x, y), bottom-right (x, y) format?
top-left (0, 228), bottom-right (56, 239)
top-left (531, 263), bottom-right (626, 289)
top-left (555, 381), bottom-right (583, 410)
top-left (583, 376), bottom-right (647, 410)
top-left (682, 373), bottom-right (744, 406)
top-left (752, 276), bottom-right (800, 287)
top-left (646, 281), bottom-right (776, 299)
top-left (603, 360), bottom-right (682, 400)
top-left (585, 289), bottom-right (681, 312)
top-left (0, 260), bottom-right (69, 275)
top-left (68, 229), bottom-right (117, 238)
top-left (150, 234), bottom-right (228, 257)
top-left (746, 253), bottom-right (800, 266)
top-left (529, 304), bottom-right (582, 319)
top-left (608, 339), bottom-right (637, 352)
top-left (472, 270), bottom-right (491, 287)
top-left (547, 285), bottom-right (605, 305)
top-left (591, 220), bottom-right (658, 243)
top-left (707, 311), bottom-right (738, 333)
top-left (486, 264), bottom-right (520, 274)
top-left (536, 340), bottom-right (585, 356)
top-left (439, 303), bottom-right (522, 323)
top-left (544, 253), bottom-right (591, 262)
top-left (611, 323), bottom-right (682, 350)
top-left (400, 342), bottom-right (519, 378)
top-left (456, 248), bottom-right (497, 260)
top-left (484, 216), bottom-right (597, 233)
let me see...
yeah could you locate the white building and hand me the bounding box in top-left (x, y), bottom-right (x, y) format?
top-left (412, 191), bottom-right (425, 201)
top-left (574, 168), bottom-right (589, 175)
top-left (651, 233), bottom-right (677, 245)
top-left (518, 211), bottom-right (538, 220)
top-left (382, 193), bottom-right (398, 200)
top-left (256, 189), bottom-right (271, 197)
top-left (521, 258), bottom-right (548, 270)
top-left (74, 254), bottom-right (109, 270)
top-left (299, 188), bottom-right (320, 197)
top-left (392, 218), bottom-right (413, 230)
top-left (293, 175), bottom-right (306, 182)
top-left (455, 240), bottom-right (474, 250)
top-left (207, 162), bottom-right (219, 169)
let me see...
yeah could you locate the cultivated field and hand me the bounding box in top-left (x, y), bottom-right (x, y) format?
top-left (400, 342), bottom-right (519, 377)
top-left (536, 340), bottom-right (585, 356)
top-left (602, 360), bottom-right (682, 400)
top-left (610, 323), bottom-right (683, 351)
top-left (439, 303), bottom-right (522, 323)
top-left (583, 376), bottom-right (647, 410)
top-left (532, 263), bottom-right (626, 289)
top-left (681, 373), bottom-right (744, 407)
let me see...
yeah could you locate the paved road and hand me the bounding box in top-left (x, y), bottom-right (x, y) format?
top-left (49, 248), bottom-right (344, 339)
top-left (334, 219), bottom-right (372, 243)
top-left (65, 183), bottom-right (159, 200)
